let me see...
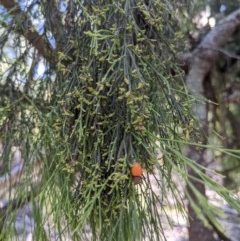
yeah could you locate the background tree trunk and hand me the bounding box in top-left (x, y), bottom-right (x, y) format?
top-left (186, 8), bottom-right (240, 241)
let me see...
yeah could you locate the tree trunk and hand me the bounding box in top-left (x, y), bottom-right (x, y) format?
top-left (187, 147), bottom-right (217, 241)
top-left (185, 8), bottom-right (240, 241)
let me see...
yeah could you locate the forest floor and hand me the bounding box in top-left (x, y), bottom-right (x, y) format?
top-left (160, 187), bottom-right (240, 241)
top-left (154, 172), bottom-right (240, 241)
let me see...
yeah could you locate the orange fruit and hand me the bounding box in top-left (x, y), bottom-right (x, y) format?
top-left (131, 162), bottom-right (143, 177)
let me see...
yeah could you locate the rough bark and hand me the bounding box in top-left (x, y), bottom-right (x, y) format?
top-left (186, 8), bottom-right (240, 241)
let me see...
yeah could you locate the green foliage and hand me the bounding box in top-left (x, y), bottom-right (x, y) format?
top-left (1, 0), bottom-right (240, 241)
top-left (39, 1), bottom-right (191, 240)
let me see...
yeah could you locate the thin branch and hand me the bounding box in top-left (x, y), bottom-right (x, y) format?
top-left (0, 0), bottom-right (54, 63)
top-left (42, 1), bottom-right (66, 49)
